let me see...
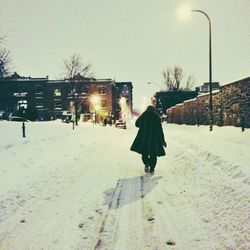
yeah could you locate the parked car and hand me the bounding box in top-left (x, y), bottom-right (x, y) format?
top-left (10, 116), bottom-right (30, 122)
top-left (62, 115), bottom-right (73, 123)
top-left (115, 120), bottom-right (126, 129)
top-left (0, 111), bottom-right (5, 120)
top-left (62, 111), bottom-right (73, 123)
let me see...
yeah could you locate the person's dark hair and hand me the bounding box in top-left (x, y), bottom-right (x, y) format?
top-left (146, 105), bottom-right (155, 112)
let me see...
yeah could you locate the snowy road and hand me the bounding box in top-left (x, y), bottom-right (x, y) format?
top-left (0, 121), bottom-right (249, 250)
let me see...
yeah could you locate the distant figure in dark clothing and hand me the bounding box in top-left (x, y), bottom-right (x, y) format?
top-left (108, 117), bottom-right (112, 126)
top-left (103, 117), bottom-right (108, 126)
top-left (130, 105), bottom-right (167, 173)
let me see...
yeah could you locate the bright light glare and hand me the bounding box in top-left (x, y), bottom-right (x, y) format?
top-left (91, 95), bottom-right (100, 104)
top-left (119, 97), bottom-right (131, 121)
top-left (177, 4), bottom-right (192, 20)
top-left (95, 104), bottom-right (101, 111)
top-left (119, 97), bottom-right (126, 105)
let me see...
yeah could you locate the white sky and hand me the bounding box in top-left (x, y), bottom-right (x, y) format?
top-left (0, 0), bottom-right (249, 109)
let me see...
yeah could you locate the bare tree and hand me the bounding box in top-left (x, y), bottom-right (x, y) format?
top-left (63, 54), bottom-right (93, 125)
top-left (162, 69), bottom-right (173, 90)
top-left (63, 54), bottom-right (93, 81)
top-left (0, 36), bottom-right (12, 78)
top-left (162, 65), bottom-right (195, 91)
top-left (173, 66), bottom-right (183, 91)
top-left (185, 75), bottom-right (195, 91)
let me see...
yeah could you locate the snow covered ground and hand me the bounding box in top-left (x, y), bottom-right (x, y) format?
top-left (0, 120), bottom-right (249, 250)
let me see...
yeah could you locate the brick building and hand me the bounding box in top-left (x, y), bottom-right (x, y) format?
top-left (0, 74), bottom-right (133, 122)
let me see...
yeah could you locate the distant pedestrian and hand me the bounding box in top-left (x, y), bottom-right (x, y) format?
top-left (108, 118), bottom-right (112, 126)
top-left (130, 102), bottom-right (167, 173)
top-left (103, 117), bottom-right (108, 126)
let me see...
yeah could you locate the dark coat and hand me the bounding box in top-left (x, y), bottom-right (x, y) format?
top-left (130, 106), bottom-right (166, 156)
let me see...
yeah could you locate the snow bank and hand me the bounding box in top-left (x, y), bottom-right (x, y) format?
top-left (165, 124), bottom-right (250, 249)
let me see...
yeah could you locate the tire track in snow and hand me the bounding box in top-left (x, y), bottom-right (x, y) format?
top-left (94, 178), bottom-right (124, 249)
top-left (140, 175), bottom-right (154, 244)
top-left (139, 175), bottom-right (161, 249)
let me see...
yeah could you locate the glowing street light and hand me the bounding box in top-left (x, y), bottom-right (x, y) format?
top-left (178, 5), bottom-right (214, 131)
top-left (91, 95), bottom-right (100, 105)
top-left (177, 4), bottom-right (192, 20)
top-left (90, 95), bottom-right (100, 124)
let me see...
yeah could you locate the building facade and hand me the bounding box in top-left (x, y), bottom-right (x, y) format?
top-left (0, 74), bottom-right (133, 122)
top-left (154, 90), bottom-right (199, 116)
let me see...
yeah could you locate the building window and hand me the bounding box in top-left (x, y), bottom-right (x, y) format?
top-left (35, 85), bottom-right (43, 99)
top-left (54, 100), bottom-right (62, 110)
top-left (17, 100), bottom-right (28, 109)
top-left (98, 86), bottom-right (106, 95)
top-left (122, 85), bottom-right (129, 94)
top-left (35, 101), bottom-right (44, 109)
top-left (54, 88), bottom-right (61, 97)
top-left (67, 93), bottom-right (72, 100)
top-left (82, 86), bottom-right (89, 95)
top-left (35, 85), bottom-right (43, 94)
top-left (101, 99), bottom-right (107, 108)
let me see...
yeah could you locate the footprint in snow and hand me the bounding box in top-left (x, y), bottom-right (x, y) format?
top-left (95, 209), bottom-right (103, 214)
top-left (166, 240), bottom-right (175, 246)
top-left (147, 217), bottom-right (155, 222)
top-left (202, 218), bottom-right (209, 223)
top-left (78, 223), bottom-right (84, 228)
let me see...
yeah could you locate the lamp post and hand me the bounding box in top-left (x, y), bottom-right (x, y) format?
top-left (191, 9), bottom-right (213, 131)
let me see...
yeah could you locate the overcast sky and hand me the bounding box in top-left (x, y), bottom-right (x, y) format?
top-left (1, 0), bottom-right (249, 109)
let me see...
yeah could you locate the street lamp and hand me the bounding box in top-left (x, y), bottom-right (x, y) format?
top-left (147, 82), bottom-right (163, 90)
top-left (178, 6), bottom-right (213, 131)
top-left (192, 9), bottom-right (213, 131)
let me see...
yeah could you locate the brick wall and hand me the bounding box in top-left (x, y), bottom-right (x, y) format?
top-left (171, 104), bottom-right (184, 124)
top-left (167, 77), bottom-right (250, 128)
top-left (183, 99), bottom-right (197, 125)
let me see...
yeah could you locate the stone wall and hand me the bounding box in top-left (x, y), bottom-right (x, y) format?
top-left (166, 77), bottom-right (250, 128)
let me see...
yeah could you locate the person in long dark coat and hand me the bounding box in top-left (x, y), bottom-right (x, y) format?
top-left (130, 105), bottom-right (167, 173)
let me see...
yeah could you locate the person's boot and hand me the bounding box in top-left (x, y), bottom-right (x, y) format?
top-left (144, 165), bottom-right (149, 172)
top-left (149, 167), bottom-right (155, 174)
